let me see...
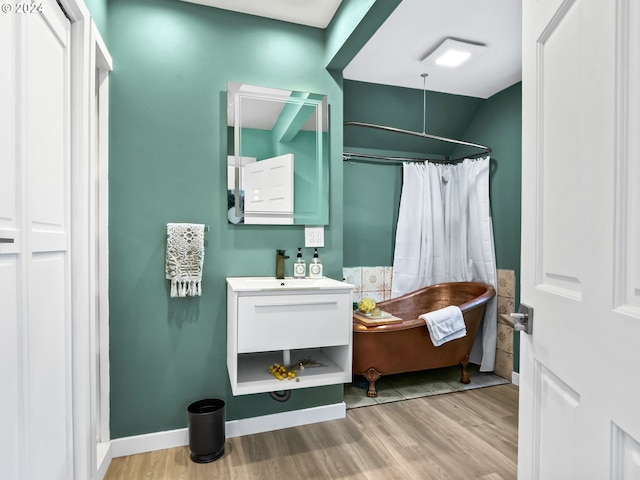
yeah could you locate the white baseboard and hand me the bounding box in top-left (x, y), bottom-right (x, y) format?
top-left (512, 371), bottom-right (520, 386)
top-left (111, 427), bottom-right (188, 458)
top-left (226, 401), bottom-right (346, 438)
top-left (110, 402), bottom-right (346, 458)
top-left (97, 442), bottom-right (112, 480)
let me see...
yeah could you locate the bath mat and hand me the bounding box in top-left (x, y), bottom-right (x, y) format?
top-left (344, 364), bottom-right (509, 409)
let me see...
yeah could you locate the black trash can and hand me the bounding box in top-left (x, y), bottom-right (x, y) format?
top-left (187, 398), bottom-right (225, 463)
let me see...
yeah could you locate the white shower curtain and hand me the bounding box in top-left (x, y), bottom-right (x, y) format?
top-left (391, 157), bottom-right (497, 371)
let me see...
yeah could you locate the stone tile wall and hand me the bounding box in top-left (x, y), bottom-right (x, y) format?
top-left (343, 266), bottom-right (392, 303)
top-left (495, 269), bottom-right (516, 381)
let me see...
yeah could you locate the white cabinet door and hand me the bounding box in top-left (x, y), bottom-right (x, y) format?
top-left (519, 1), bottom-right (640, 478)
top-left (237, 293), bottom-right (352, 353)
top-left (0, 2), bottom-right (73, 479)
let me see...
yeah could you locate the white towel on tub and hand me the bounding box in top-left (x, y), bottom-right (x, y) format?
top-left (419, 306), bottom-right (466, 347)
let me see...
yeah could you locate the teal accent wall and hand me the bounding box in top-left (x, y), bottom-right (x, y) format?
top-left (84, 0), bottom-right (108, 42)
top-left (455, 83), bottom-right (523, 372)
top-left (343, 151), bottom-right (401, 267)
top-left (325, 0), bottom-right (376, 67)
top-left (343, 80), bottom-right (484, 266)
top-left (107, 0), bottom-right (363, 440)
top-left (326, 0), bottom-right (403, 71)
top-left (239, 128), bottom-right (275, 159)
top-left (344, 80), bottom-right (484, 156)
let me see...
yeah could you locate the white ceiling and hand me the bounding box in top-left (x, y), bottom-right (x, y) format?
top-left (180, 0), bottom-right (343, 29)
top-left (181, 0), bottom-right (522, 99)
top-left (344, 0), bottom-right (522, 99)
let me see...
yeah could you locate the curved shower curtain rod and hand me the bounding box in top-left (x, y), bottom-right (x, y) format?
top-left (343, 73), bottom-right (492, 164)
top-left (343, 121), bottom-right (492, 164)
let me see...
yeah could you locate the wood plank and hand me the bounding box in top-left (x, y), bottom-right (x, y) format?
top-left (104, 384), bottom-right (518, 480)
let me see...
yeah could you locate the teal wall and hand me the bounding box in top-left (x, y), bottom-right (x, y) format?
top-left (325, 0), bottom-right (376, 67)
top-left (455, 82), bottom-right (523, 372)
top-left (325, 0), bottom-right (401, 70)
top-left (343, 81), bottom-right (522, 370)
top-left (344, 80), bottom-right (484, 156)
top-left (107, 0), bottom-right (370, 439)
top-left (84, 0), bottom-right (107, 41)
top-left (343, 153), bottom-right (402, 267)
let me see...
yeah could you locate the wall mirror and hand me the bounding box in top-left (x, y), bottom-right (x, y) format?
top-left (227, 82), bottom-right (329, 225)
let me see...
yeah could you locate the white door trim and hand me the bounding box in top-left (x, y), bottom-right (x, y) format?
top-left (58, 1), bottom-right (112, 478)
top-left (90, 20), bottom-right (113, 480)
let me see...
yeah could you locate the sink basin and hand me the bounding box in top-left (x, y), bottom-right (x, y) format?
top-left (227, 276), bottom-right (353, 292)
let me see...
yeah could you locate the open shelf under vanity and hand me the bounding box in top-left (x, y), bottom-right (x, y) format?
top-left (235, 346), bottom-right (351, 395)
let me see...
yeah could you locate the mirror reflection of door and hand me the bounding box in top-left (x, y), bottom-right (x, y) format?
top-left (244, 153), bottom-right (294, 225)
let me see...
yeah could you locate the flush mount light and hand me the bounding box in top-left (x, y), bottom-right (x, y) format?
top-left (423, 38), bottom-right (487, 68)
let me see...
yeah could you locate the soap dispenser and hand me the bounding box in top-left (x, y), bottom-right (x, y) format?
top-left (293, 247), bottom-right (306, 278)
top-left (309, 248), bottom-right (323, 279)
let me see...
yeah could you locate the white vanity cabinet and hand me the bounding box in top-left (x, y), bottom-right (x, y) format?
top-left (226, 277), bottom-right (354, 396)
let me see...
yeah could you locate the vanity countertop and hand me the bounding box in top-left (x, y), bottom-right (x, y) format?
top-left (226, 276), bottom-right (354, 292)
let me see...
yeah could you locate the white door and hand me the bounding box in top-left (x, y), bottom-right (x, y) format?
top-left (244, 153), bottom-right (294, 224)
top-left (0, 2), bottom-right (73, 479)
top-left (519, 1), bottom-right (640, 478)
top-left (0, 9), bottom-right (20, 480)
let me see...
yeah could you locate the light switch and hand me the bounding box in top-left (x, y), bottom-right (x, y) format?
top-left (304, 226), bottom-right (324, 247)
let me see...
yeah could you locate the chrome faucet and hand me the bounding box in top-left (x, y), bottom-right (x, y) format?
top-left (275, 249), bottom-right (289, 279)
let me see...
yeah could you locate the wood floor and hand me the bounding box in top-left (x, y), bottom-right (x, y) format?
top-left (105, 384), bottom-right (518, 480)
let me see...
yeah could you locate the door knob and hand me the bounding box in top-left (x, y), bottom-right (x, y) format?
top-left (510, 303), bottom-right (533, 334)
top-left (510, 314), bottom-right (526, 331)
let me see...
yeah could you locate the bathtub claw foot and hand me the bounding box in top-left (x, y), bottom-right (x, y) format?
top-left (460, 355), bottom-right (471, 384)
top-left (363, 368), bottom-right (382, 397)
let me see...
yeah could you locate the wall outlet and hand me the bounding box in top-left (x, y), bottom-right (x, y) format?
top-left (304, 226), bottom-right (324, 247)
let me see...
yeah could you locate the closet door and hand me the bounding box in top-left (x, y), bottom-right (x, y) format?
top-left (0, 2), bottom-right (73, 479)
top-left (0, 10), bottom-right (20, 480)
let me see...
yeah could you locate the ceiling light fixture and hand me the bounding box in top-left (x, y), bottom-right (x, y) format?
top-left (436, 49), bottom-right (471, 67)
top-left (423, 38), bottom-right (487, 68)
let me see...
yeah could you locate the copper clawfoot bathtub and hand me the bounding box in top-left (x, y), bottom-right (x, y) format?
top-left (352, 282), bottom-right (496, 398)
